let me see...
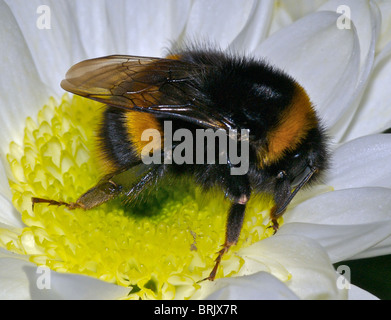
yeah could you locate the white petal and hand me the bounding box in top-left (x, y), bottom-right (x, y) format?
top-left (0, 193), bottom-right (24, 228)
top-left (317, 0), bottom-right (381, 141)
top-left (4, 0), bottom-right (85, 96)
top-left (237, 234), bottom-right (345, 299)
top-left (5, 0), bottom-right (192, 91)
top-left (284, 165), bottom-right (391, 261)
top-left (0, 1), bottom-right (51, 157)
top-left (63, 0), bottom-right (113, 58)
top-left (279, 220), bottom-right (391, 263)
top-left (267, 0), bottom-right (328, 36)
top-left (0, 141), bottom-right (23, 229)
top-left (0, 249), bottom-right (32, 299)
top-left (374, 0), bottom-right (391, 52)
top-left (286, 187), bottom-right (391, 225)
top-left (0, 248), bottom-right (129, 300)
top-left (284, 186), bottom-right (391, 260)
top-left (318, 0), bottom-right (379, 70)
top-left (99, 0), bottom-right (191, 56)
top-left (254, 11), bottom-right (360, 141)
top-left (343, 46), bottom-right (391, 140)
top-left (181, 0), bottom-right (254, 50)
top-left (327, 134), bottom-right (391, 190)
top-left (348, 284), bottom-right (378, 300)
top-left (228, 0), bottom-right (274, 54)
top-left (23, 266), bottom-right (129, 300)
top-left (203, 272), bottom-right (299, 300)
top-left (333, 270), bottom-right (379, 300)
top-left (0, 156), bottom-right (12, 200)
top-left (350, 231), bottom-right (391, 260)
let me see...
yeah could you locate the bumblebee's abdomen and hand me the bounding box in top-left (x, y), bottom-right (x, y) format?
top-left (97, 107), bottom-right (162, 174)
top-left (124, 110), bottom-right (163, 155)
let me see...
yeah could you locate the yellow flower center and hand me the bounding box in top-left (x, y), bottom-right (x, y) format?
top-left (1, 94), bottom-right (278, 299)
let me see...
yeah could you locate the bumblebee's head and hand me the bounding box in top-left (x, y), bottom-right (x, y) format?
top-left (240, 66), bottom-right (329, 194)
top-left (274, 125), bottom-right (329, 187)
top-left (258, 124), bottom-right (329, 216)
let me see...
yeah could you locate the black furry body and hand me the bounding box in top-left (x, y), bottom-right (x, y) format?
top-left (97, 50), bottom-right (328, 206)
top-left (34, 49), bottom-right (329, 280)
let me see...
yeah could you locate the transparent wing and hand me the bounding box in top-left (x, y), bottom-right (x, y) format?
top-left (61, 55), bottom-right (235, 130)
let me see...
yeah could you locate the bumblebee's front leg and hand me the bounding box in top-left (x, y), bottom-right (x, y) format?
top-left (31, 179), bottom-right (121, 210)
top-left (204, 201), bottom-right (248, 281)
top-left (269, 171), bottom-right (291, 233)
top-left (269, 167), bottom-right (318, 233)
top-left (204, 171), bottom-right (250, 281)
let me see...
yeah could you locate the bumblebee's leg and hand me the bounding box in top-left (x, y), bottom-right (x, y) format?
top-left (114, 164), bottom-right (167, 204)
top-left (31, 179), bottom-right (121, 210)
top-left (31, 197), bottom-right (79, 210)
top-left (199, 168), bottom-right (250, 281)
top-left (269, 171), bottom-right (291, 233)
top-left (269, 207), bottom-right (282, 234)
top-left (204, 201), bottom-right (247, 281)
top-left (269, 168), bottom-right (317, 233)
top-left (31, 162), bottom-right (144, 211)
top-left (31, 163), bottom-right (165, 211)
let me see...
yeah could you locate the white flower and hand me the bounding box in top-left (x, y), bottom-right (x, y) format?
top-left (1, 0), bottom-right (391, 299)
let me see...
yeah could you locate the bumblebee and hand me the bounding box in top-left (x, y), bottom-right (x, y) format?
top-left (32, 49), bottom-right (328, 281)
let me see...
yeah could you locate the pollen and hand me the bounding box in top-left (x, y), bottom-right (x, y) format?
top-left (1, 94), bottom-right (278, 299)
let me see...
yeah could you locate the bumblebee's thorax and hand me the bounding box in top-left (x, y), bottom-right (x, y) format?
top-left (181, 50), bottom-right (320, 168)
